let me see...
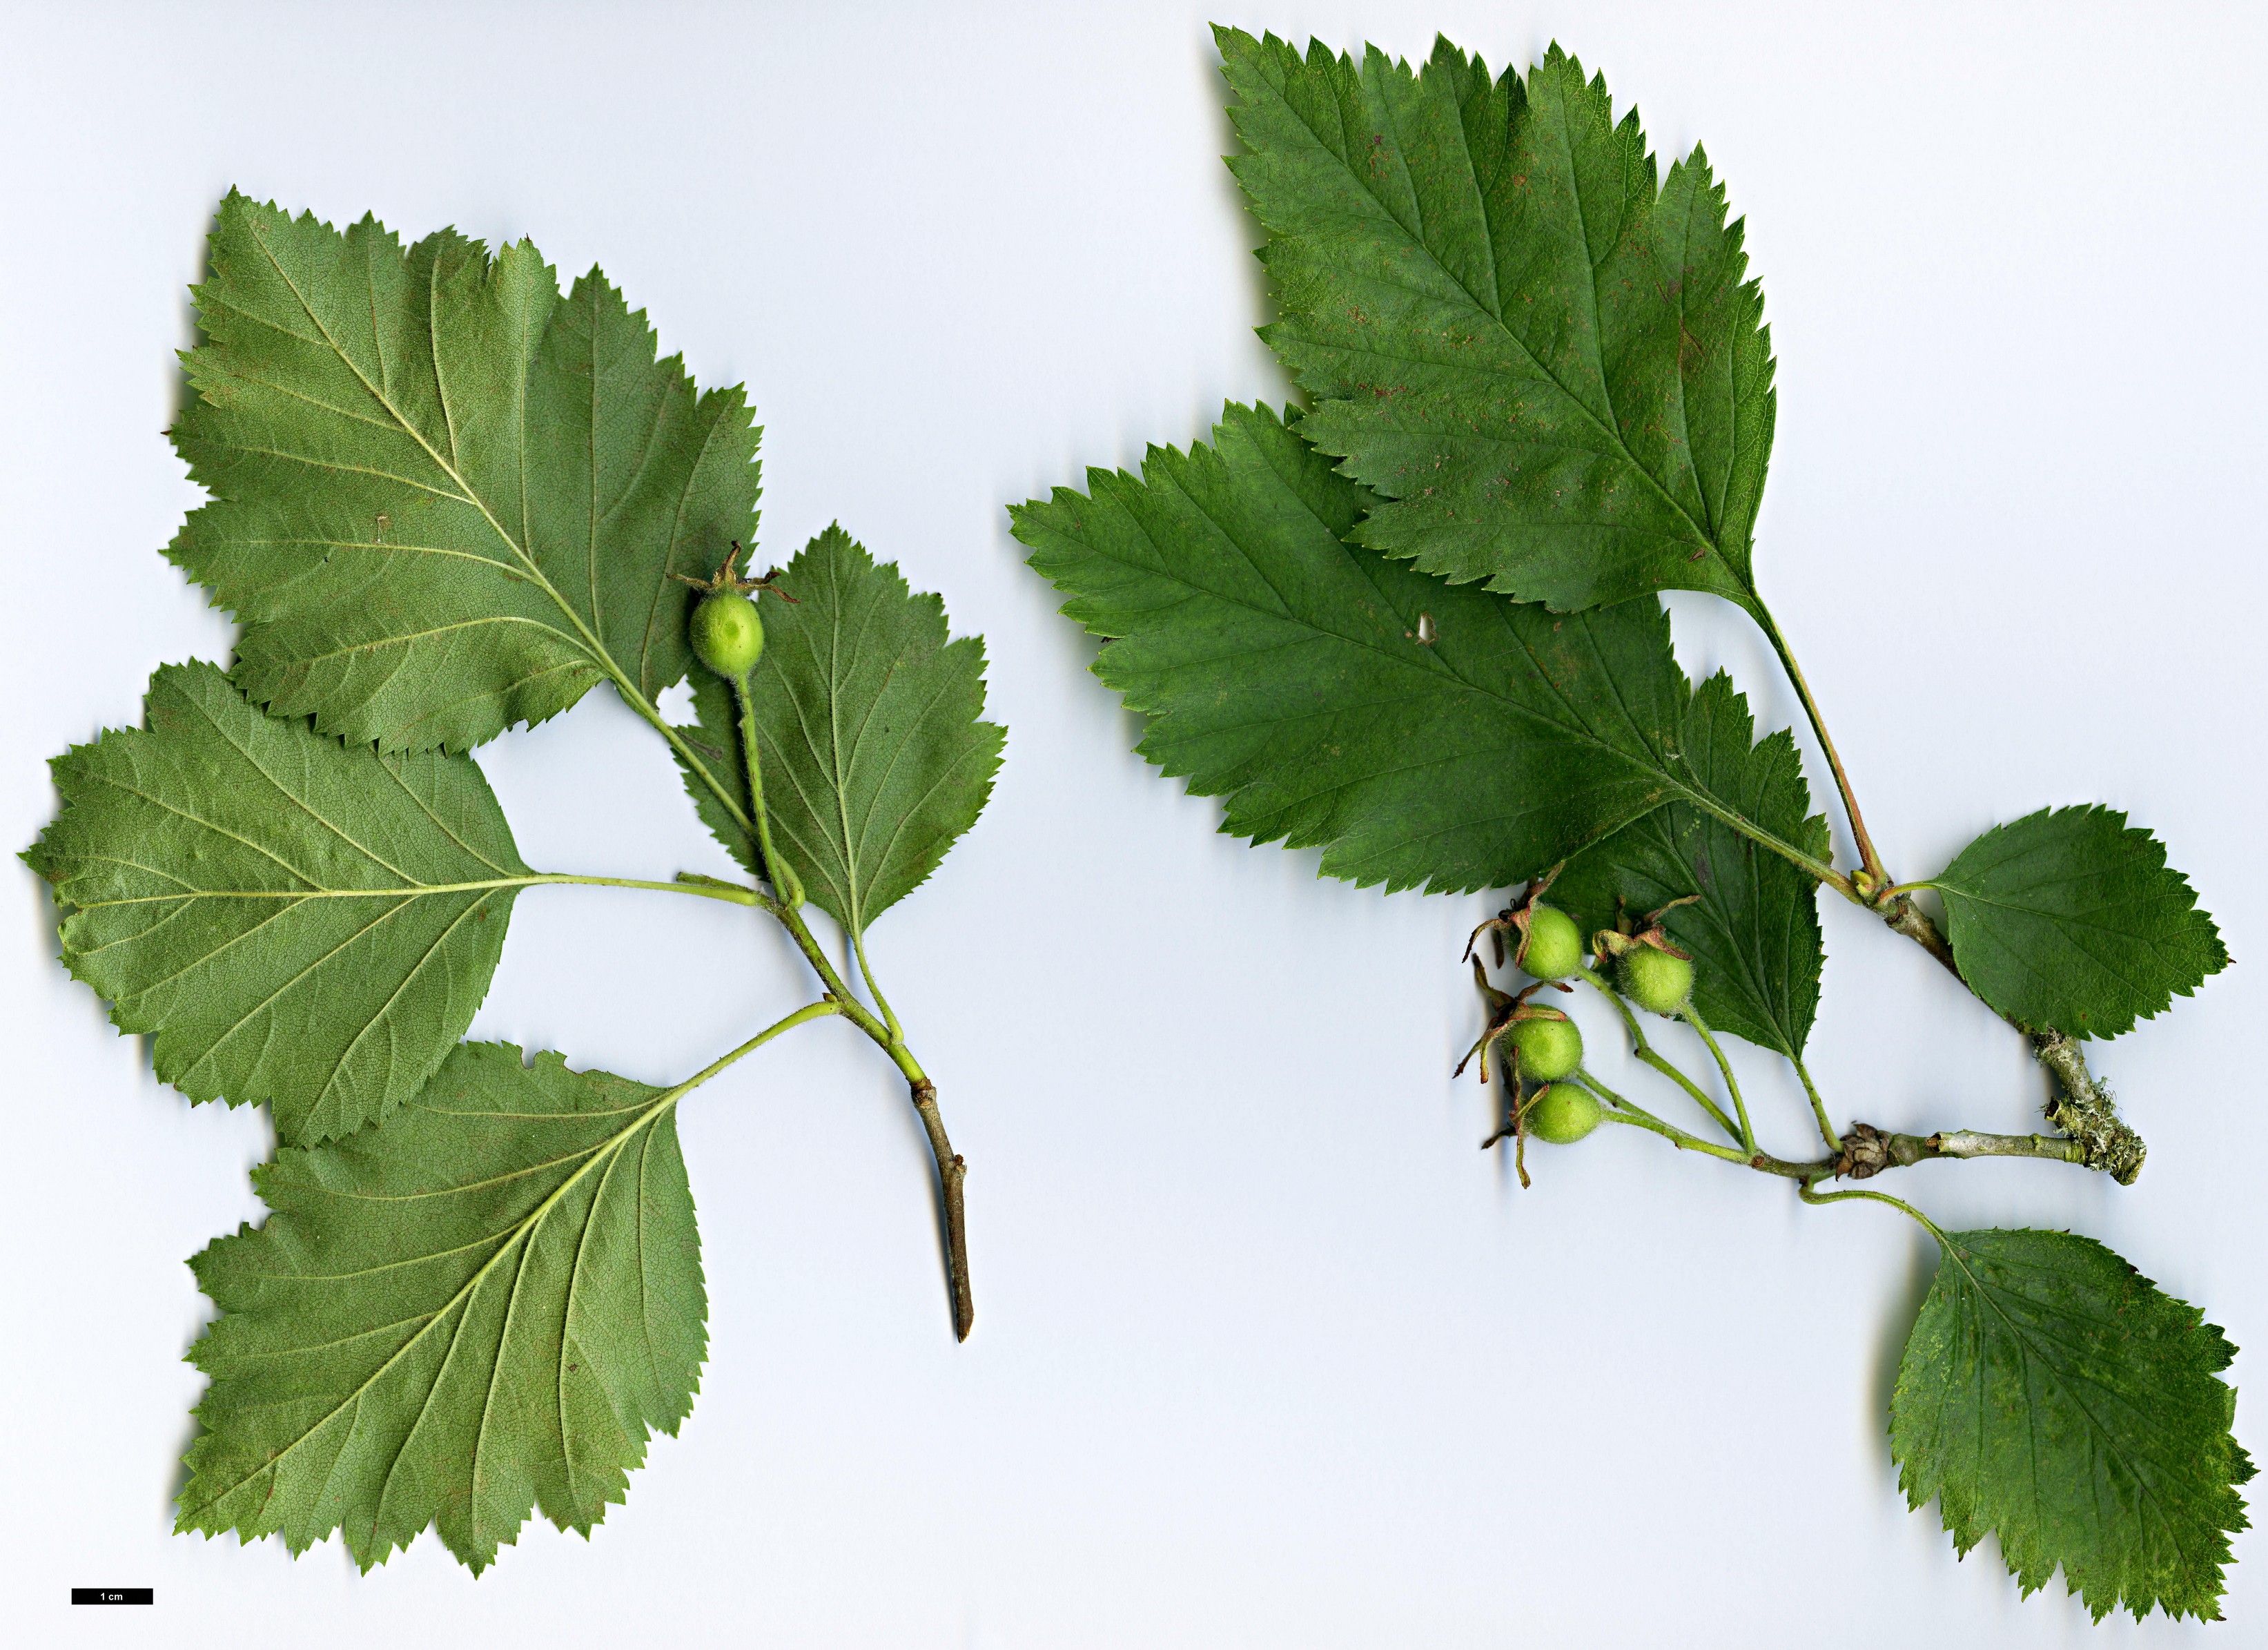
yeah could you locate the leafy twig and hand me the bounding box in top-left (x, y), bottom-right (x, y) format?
top-left (1883, 895), bottom-right (2146, 1182)
top-left (668, 583), bottom-right (979, 1339)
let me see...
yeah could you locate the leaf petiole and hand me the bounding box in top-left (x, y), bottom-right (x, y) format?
top-left (1753, 603), bottom-right (1890, 892)
top-left (1795, 1176), bottom-right (1946, 1243)
top-left (616, 677), bottom-right (756, 837)
top-left (540, 873), bottom-right (761, 906)
top-left (1790, 1054), bottom-right (1841, 1154)
top-left (851, 928), bottom-right (906, 1045)
top-left (688, 997), bottom-right (845, 1083)
top-left (1724, 608), bottom-right (2160, 1181)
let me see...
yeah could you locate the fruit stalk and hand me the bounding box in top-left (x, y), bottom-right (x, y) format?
top-left (1573, 965), bottom-right (1741, 1144)
top-left (1676, 1003), bottom-right (1754, 1155)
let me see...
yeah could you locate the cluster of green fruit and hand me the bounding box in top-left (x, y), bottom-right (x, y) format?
top-left (1500, 906), bottom-right (1696, 1147)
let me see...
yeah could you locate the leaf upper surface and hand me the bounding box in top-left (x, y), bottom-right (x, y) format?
top-left (1552, 673), bottom-right (1826, 1054)
top-left (178, 1042), bottom-right (707, 1574)
top-left (674, 527), bottom-right (1004, 935)
top-left (1012, 402), bottom-right (1816, 931)
top-left (1890, 1228), bottom-right (2253, 1621)
top-left (1219, 30), bottom-right (1775, 614)
top-left (170, 191), bottom-right (761, 753)
top-left (1934, 806), bottom-right (2227, 1039)
top-left (25, 661), bottom-right (529, 1145)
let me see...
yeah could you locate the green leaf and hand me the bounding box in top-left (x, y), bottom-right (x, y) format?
top-left (1218, 30), bottom-right (1775, 614)
top-left (1552, 673), bottom-right (1826, 1054)
top-left (24, 661), bottom-right (531, 1145)
top-left (1013, 402), bottom-right (1818, 915)
top-left (170, 190), bottom-right (761, 754)
top-left (178, 1041), bottom-right (707, 1575)
top-left (673, 526), bottom-right (1004, 937)
top-left (1890, 1228), bottom-right (2253, 1621)
top-left (1932, 806), bottom-right (2227, 1039)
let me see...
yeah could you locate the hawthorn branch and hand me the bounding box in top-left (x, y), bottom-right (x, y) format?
top-left (1598, 1105), bottom-right (2099, 1187)
top-left (1883, 895), bottom-right (2146, 1184)
top-left (2031, 1031), bottom-right (2147, 1185)
top-left (1740, 605), bottom-right (2148, 1184)
top-left (1828, 1120), bottom-right (2085, 1176)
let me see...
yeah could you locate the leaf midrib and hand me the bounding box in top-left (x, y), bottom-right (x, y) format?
top-left (72, 878), bottom-right (547, 908)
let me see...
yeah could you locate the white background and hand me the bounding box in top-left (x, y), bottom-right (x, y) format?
top-left (4, 2), bottom-right (2265, 1644)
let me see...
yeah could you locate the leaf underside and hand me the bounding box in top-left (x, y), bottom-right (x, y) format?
top-left (1935, 806), bottom-right (2227, 1040)
top-left (24, 661), bottom-right (529, 1145)
top-left (1890, 1229), bottom-right (2253, 1622)
top-left (28, 191), bottom-right (1017, 1582)
top-left (1013, 400), bottom-right (1822, 1046)
top-left (674, 526), bottom-right (1004, 937)
top-left (179, 1042), bottom-right (706, 1575)
top-left (1219, 28), bottom-right (1775, 614)
top-left (170, 190), bottom-right (761, 755)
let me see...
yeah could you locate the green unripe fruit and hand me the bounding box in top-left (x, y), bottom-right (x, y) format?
top-left (1520, 905), bottom-right (1584, 980)
top-left (690, 589), bottom-right (764, 679)
top-left (1526, 1083), bottom-right (1602, 1145)
top-left (1620, 946), bottom-right (1694, 1014)
top-left (1507, 1014), bottom-right (1583, 1081)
